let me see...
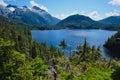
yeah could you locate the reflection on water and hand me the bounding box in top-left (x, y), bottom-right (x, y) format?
top-left (31, 29), bottom-right (116, 58)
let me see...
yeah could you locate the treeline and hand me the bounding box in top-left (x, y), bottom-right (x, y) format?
top-left (104, 31), bottom-right (120, 57)
top-left (0, 18), bottom-right (120, 79)
top-left (54, 39), bottom-right (120, 80)
top-left (2, 14), bottom-right (120, 31)
top-left (0, 15), bottom-right (55, 30)
top-left (102, 24), bottom-right (120, 30)
top-left (0, 22), bottom-right (63, 79)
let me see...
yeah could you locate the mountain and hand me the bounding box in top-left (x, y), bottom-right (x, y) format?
top-left (99, 16), bottom-right (120, 30)
top-left (31, 6), bottom-right (60, 25)
top-left (7, 6), bottom-right (49, 26)
top-left (0, 15), bottom-right (56, 30)
top-left (0, 14), bottom-right (32, 29)
top-left (6, 4), bottom-right (17, 11)
top-left (104, 31), bottom-right (120, 57)
top-left (99, 16), bottom-right (120, 25)
top-left (0, 4), bottom-right (60, 26)
top-left (0, 5), bottom-right (11, 16)
top-left (56, 14), bottom-right (102, 29)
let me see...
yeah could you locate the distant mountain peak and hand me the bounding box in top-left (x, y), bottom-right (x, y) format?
top-left (32, 6), bottom-right (41, 10)
top-left (0, 5), bottom-right (11, 16)
top-left (0, 4), bottom-right (60, 26)
top-left (61, 14), bottom-right (93, 22)
top-left (6, 4), bottom-right (18, 11)
top-left (56, 14), bottom-right (101, 29)
top-left (22, 6), bottom-right (27, 8)
top-left (99, 16), bottom-right (120, 25)
top-left (7, 4), bottom-right (18, 8)
top-left (32, 6), bottom-right (46, 13)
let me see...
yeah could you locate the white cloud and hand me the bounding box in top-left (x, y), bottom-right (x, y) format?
top-left (53, 11), bottom-right (101, 20)
top-left (0, 0), bottom-right (7, 6)
top-left (30, 0), bottom-right (48, 12)
top-left (80, 11), bottom-right (101, 20)
top-left (109, 0), bottom-right (120, 6)
top-left (106, 10), bottom-right (120, 17)
top-left (87, 11), bottom-right (101, 20)
top-left (53, 11), bottom-right (78, 20)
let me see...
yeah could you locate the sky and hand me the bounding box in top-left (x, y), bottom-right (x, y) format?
top-left (1, 0), bottom-right (120, 20)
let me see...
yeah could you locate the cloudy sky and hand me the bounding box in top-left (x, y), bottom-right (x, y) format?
top-left (1, 0), bottom-right (120, 20)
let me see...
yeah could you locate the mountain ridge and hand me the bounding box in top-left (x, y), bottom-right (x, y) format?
top-left (1, 4), bottom-right (120, 30)
top-left (56, 14), bottom-right (103, 29)
top-left (99, 16), bottom-right (120, 25)
top-left (0, 4), bottom-right (60, 26)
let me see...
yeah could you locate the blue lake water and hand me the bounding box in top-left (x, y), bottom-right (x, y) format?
top-left (31, 29), bottom-right (116, 57)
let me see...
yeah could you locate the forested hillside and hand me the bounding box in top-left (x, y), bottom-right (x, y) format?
top-left (0, 16), bottom-right (120, 80)
top-left (0, 15), bottom-right (54, 30)
top-left (104, 31), bottom-right (120, 57)
top-left (0, 19), bottom-right (63, 79)
top-left (56, 14), bottom-right (102, 29)
top-left (56, 14), bottom-right (120, 30)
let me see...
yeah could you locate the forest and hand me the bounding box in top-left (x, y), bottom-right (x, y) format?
top-left (0, 17), bottom-right (120, 80)
top-left (104, 30), bottom-right (120, 57)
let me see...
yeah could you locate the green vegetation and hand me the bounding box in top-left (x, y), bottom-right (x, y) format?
top-left (55, 14), bottom-right (120, 30)
top-left (0, 15), bottom-right (55, 30)
top-left (59, 40), bottom-right (67, 49)
top-left (104, 31), bottom-right (120, 57)
top-left (56, 14), bottom-right (102, 29)
top-left (55, 40), bottom-right (119, 80)
top-left (0, 16), bottom-right (120, 80)
top-left (0, 21), bottom-right (63, 79)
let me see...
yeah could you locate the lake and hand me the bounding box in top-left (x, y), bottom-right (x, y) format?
top-left (31, 29), bottom-right (116, 58)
